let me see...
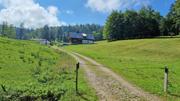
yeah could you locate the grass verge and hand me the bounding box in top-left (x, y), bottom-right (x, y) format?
top-left (65, 38), bottom-right (180, 100)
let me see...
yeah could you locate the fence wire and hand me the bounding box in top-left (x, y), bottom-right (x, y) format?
top-left (79, 63), bottom-right (164, 70)
top-left (78, 62), bottom-right (180, 96)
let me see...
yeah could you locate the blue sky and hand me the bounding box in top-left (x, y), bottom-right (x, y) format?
top-left (37, 0), bottom-right (107, 25)
top-left (36, 0), bottom-right (176, 25)
top-left (0, 0), bottom-right (176, 28)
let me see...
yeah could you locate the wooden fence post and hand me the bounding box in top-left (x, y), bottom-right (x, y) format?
top-left (164, 66), bottom-right (169, 93)
top-left (76, 62), bottom-right (80, 94)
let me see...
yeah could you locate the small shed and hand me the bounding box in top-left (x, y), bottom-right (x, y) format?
top-left (32, 39), bottom-right (50, 45)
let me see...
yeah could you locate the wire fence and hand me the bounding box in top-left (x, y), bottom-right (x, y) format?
top-left (80, 63), bottom-right (164, 69)
top-left (78, 62), bottom-right (180, 97)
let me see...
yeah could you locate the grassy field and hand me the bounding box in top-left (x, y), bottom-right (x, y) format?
top-left (65, 38), bottom-right (180, 100)
top-left (0, 37), bottom-right (97, 101)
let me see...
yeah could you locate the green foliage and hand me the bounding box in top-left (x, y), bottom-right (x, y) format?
top-left (103, 7), bottom-right (162, 41)
top-left (29, 24), bottom-right (103, 42)
top-left (160, 17), bottom-right (171, 36)
top-left (167, 0), bottom-right (180, 35)
top-left (0, 37), bottom-right (97, 100)
top-left (1, 22), bottom-right (16, 39)
top-left (66, 38), bottom-right (180, 100)
top-left (18, 23), bottom-right (25, 40)
top-left (42, 25), bottom-right (50, 41)
top-left (93, 31), bottom-right (103, 41)
top-left (103, 11), bottom-right (124, 41)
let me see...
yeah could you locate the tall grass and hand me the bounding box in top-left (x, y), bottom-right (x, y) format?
top-left (0, 37), bottom-right (97, 100)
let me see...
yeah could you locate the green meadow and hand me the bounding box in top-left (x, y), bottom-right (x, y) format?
top-left (65, 38), bottom-right (180, 100)
top-left (0, 37), bottom-right (97, 101)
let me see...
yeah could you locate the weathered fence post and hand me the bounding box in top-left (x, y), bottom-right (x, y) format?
top-left (164, 66), bottom-right (169, 93)
top-left (76, 62), bottom-right (80, 94)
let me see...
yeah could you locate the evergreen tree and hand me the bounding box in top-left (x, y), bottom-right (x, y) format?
top-left (1, 21), bottom-right (8, 37)
top-left (6, 25), bottom-right (16, 39)
top-left (57, 27), bottom-right (63, 42)
top-left (42, 25), bottom-right (50, 41)
top-left (19, 23), bottom-right (25, 39)
top-left (1, 22), bottom-right (16, 39)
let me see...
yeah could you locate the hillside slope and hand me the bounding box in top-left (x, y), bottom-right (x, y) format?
top-left (0, 37), bottom-right (97, 100)
top-left (65, 38), bottom-right (180, 100)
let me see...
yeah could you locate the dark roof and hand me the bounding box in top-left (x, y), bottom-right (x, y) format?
top-left (67, 32), bottom-right (95, 40)
top-left (69, 32), bottom-right (82, 39)
top-left (86, 34), bottom-right (94, 40)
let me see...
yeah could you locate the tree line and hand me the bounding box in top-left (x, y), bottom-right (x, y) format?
top-left (0, 0), bottom-right (179, 42)
top-left (30, 24), bottom-right (103, 42)
top-left (0, 22), bottom-right (33, 40)
top-left (0, 22), bottom-right (17, 39)
top-left (0, 24), bottom-right (103, 41)
top-left (104, 0), bottom-right (180, 41)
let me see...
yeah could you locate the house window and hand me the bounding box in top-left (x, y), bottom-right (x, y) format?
top-left (82, 40), bottom-right (88, 44)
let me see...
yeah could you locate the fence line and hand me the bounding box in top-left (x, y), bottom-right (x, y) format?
top-left (80, 63), bottom-right (165, 70)
top-left (78, 62), bottom-right (180, 94)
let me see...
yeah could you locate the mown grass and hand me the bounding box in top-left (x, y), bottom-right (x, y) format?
top-left (65, 38), bottom-right (180, 100)
top-left (0, 37), bottom-right (97, 101)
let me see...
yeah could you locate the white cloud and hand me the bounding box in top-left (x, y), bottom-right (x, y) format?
top-left (48, 6), bottom-right (58, 16)
top-left (86, 0), bottom-right (151, 13)
top-left (0, 0), bottom-right (63, 28)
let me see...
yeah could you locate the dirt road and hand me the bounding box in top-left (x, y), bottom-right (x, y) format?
top-left (72, 52), bottom-right (162, 101)
top-left (56, 47), bottom-right (161, 101)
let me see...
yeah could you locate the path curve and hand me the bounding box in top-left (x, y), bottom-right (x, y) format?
top-left (72, 52), bottom-right (161, 101)
top-left (55, 47), bottom-right (161, 101)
